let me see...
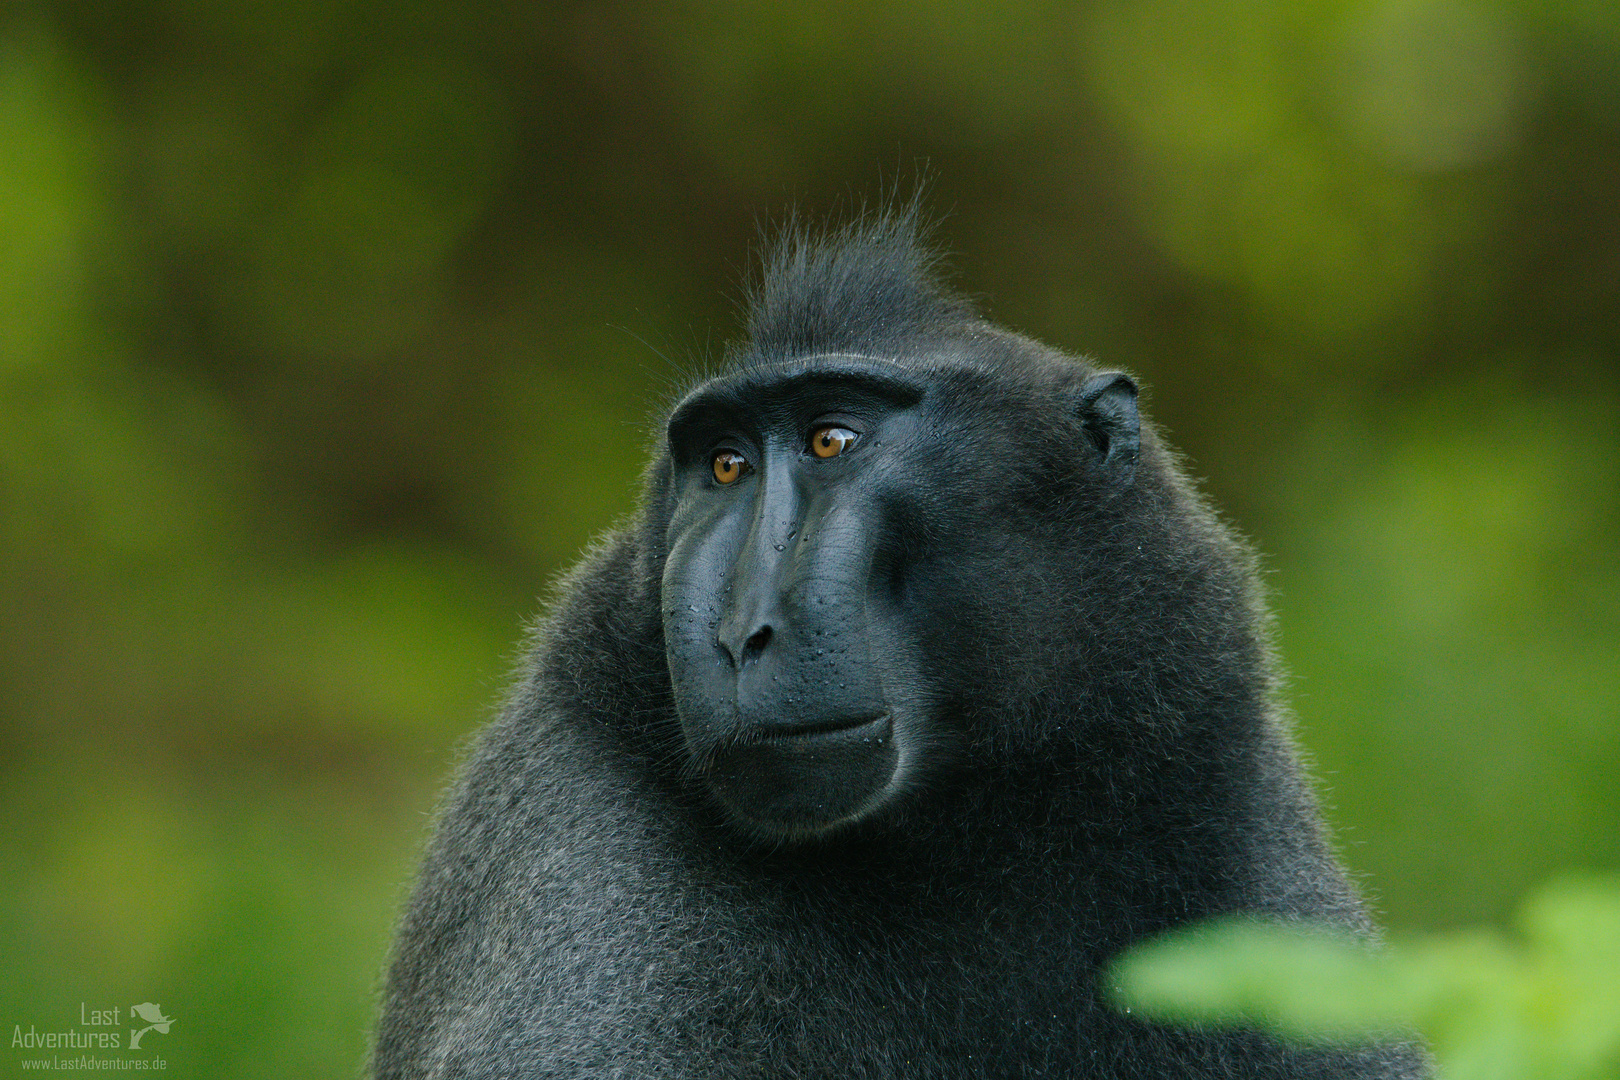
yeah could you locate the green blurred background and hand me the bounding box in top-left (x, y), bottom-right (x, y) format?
top-left (1, 0), bottom-right (1615, 1074)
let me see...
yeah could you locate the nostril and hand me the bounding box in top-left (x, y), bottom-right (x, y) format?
top-left (718, 623), bottom-right (773, 669)
top-left (741, 625), bottom-right (772, 665)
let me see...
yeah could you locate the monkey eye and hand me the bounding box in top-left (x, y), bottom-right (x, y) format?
top-left (809, 425), bottom-right (857, 459)
top-left (712, 450), bottom-right (750, 485)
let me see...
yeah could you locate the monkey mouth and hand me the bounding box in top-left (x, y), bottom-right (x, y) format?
top-left (753, 711), bottom-right (891, 743)
top-left (702, 713), bottom-right (899, 836)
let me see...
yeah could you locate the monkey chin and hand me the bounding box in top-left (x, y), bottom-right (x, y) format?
top-left (700, 713), bottom-right (900, 841)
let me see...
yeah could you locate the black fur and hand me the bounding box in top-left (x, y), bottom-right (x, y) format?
top-left (373, 211), bottom-right (1427, 1079)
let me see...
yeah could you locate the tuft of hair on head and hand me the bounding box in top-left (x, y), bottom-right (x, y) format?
top-left (740, 196), bottom-right (980, 363)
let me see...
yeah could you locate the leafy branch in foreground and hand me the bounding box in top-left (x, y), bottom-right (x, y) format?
top-left (1109, 876), bottom-right (1620, 1080)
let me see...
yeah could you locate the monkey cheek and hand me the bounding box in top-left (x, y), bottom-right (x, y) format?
top-left (701, 714), bottom-right (899, 838)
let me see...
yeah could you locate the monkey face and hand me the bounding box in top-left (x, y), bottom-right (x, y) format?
top-left (659, 351), bottom-right (1138, 840)
top-left (660, 356), bottom-right (924, 839)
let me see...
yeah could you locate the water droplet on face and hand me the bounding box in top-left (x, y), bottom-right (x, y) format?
top-left (774, 543), bottom-right (785, 551)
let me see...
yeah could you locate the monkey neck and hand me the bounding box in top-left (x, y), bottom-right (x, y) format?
top-left (709, 702), bottom-right (1312, 921)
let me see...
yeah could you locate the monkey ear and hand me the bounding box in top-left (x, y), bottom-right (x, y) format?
top-left (1076, 372), bottom-right (1140, 482)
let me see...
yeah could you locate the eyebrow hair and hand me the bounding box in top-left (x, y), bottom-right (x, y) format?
top-left (666, 357), bottom-right (928, 439)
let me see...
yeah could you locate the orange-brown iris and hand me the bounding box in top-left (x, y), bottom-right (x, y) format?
top-left (810, 425), bottom-right (856, 459)
top-left (713, 450), bottom-right (747, 484)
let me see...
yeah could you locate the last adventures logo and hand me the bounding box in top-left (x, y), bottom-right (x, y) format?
top-left (11, 1001), bottom-right (175, 1056)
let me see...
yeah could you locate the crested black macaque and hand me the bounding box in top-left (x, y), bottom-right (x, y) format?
top-left (374, 210), bottom-right (1427, 1079)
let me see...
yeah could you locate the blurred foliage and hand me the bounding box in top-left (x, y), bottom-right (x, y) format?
top-left (0, 0), bottom-right (1615, 1075)
top-left (1110, 875), bottom-right (1620, 1080)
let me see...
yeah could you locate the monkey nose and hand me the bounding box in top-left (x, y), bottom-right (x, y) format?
top-left (718, 623), bottom-right (772, 668)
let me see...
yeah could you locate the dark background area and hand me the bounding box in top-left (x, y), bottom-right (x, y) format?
top-left (2, 1), bottom-right (1616, 1074)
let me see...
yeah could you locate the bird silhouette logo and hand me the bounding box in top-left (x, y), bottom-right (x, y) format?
top-left (128, 1003), bottom-right (173, 1049)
